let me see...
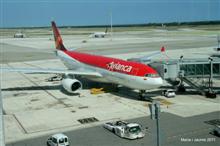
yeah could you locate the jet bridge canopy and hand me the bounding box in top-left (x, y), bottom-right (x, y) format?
top-left (148, 57), bottom-right (220, 97)
top-left (149, 58), bottom-right (220, 79)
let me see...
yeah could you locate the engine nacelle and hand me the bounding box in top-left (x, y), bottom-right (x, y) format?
top-left (61, 78), bottom-right (82, 93)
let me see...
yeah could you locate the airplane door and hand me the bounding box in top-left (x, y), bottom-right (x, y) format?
top-left (126, 68), bottom-right (138, 83)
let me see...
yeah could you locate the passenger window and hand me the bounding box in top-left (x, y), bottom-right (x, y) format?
top-left (145, 74), bottom-right (159, 77)
top-left (65, 138), bottom-right (68, 142)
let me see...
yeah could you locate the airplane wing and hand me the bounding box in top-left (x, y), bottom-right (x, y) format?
top-left (138, 51), bottom-right (163, 61)
top-left (1, 67), bottom-right (103, 77)
top-left (127, 46), bottom-right (167, 63)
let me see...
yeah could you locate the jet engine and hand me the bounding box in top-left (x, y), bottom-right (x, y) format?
top-left (61, 78), bottom-right (82, 93)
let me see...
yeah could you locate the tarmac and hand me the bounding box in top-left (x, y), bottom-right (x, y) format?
top-left (0, 26), bottom-right (220, 145)
top-left (6, 112), bottom-right (220, 146)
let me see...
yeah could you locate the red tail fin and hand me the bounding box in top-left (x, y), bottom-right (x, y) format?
top-left (51, 21), bottom-right (66, 51)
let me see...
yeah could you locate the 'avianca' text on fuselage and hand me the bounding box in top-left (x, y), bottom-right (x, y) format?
top-left (107, 62), bottom-right (133, 73)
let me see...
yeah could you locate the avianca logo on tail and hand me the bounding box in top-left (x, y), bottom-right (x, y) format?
top-left (107, 62), bottom-right (133, 73)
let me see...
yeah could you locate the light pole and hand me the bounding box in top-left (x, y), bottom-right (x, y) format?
top-left (217, 35), bottom-right (220, 48)
top-left (110, 12), bottom-right (113, 41)
top-left (206, 57), bottom-right (216, 98)
top-left (149, 100), bottom-right (161, 146)
top-left (0, 88), bottom-right (5, 146)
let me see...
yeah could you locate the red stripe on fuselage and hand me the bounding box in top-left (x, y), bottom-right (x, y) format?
top-left (64, 50), bottom-right (157, 77)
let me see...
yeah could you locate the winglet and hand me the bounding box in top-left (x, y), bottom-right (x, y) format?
top-left (51, 21), bottom-right (66, 51)
top-left (160, 46), bottom-right (165, 52)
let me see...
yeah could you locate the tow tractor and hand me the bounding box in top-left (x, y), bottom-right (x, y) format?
top-left (103, 121), bottom-right (145, 139)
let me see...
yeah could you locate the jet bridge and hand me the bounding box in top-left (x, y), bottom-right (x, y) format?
top-left (148, 57), bottom-right (220, 98)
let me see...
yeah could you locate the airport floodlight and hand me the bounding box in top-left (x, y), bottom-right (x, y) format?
top-left (149, 100), bottom-right (161, 146)
top-left (149, 103), bottom-right (156, 120)
top-left (149, 100), bottom-right (161, 120)
top-left (217, 35), bottom-right (220, 47)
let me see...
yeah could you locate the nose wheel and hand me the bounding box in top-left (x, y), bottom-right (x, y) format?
top-left (139, 90), bottom-right (146, 100)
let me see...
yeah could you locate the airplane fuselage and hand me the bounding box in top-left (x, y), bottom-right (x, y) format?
top-left (90, 32), bottom-right (106, 38)
top-left (57, 50), bottom-right (163, 90)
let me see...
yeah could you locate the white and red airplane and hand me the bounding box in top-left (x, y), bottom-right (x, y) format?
top-left (2, 21), bottom-right (163, 98)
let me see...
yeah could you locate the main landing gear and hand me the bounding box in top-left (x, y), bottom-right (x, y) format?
top-left (139, 90), bottom-right (146, 100)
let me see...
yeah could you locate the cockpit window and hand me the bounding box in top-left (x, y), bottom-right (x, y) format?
top-left (145, 73), bottom-right (159, 77)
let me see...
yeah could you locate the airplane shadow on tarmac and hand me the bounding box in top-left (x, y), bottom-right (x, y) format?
top-left (1, 84), bottom-right (81, 96)
top-left (1, 85), bottom-right (61, 92)
top-left (78, 77), bottom-right (161, 101)
top-left (4, 76), bottom-right (218, 101)
top-left (1, 76), bottom-right (162, 101)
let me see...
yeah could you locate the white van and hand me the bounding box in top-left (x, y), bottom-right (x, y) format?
top-left (162, 89), bottom-right (176, 98)
top-left (47, 133), bottom-right (70, 146)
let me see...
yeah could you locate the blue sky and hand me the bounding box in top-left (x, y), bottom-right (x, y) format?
top-left (0, 0), bottom-right (220, 27)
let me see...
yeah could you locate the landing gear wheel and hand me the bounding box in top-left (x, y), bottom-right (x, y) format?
top-left (112, 84), bottom-right (119, 92)
top-left (205, 91), bottom-right (217, 98)
top-left (177, 85), bottom-right (186, 92)
top-left (139, 90), bottom-right (146, 101)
